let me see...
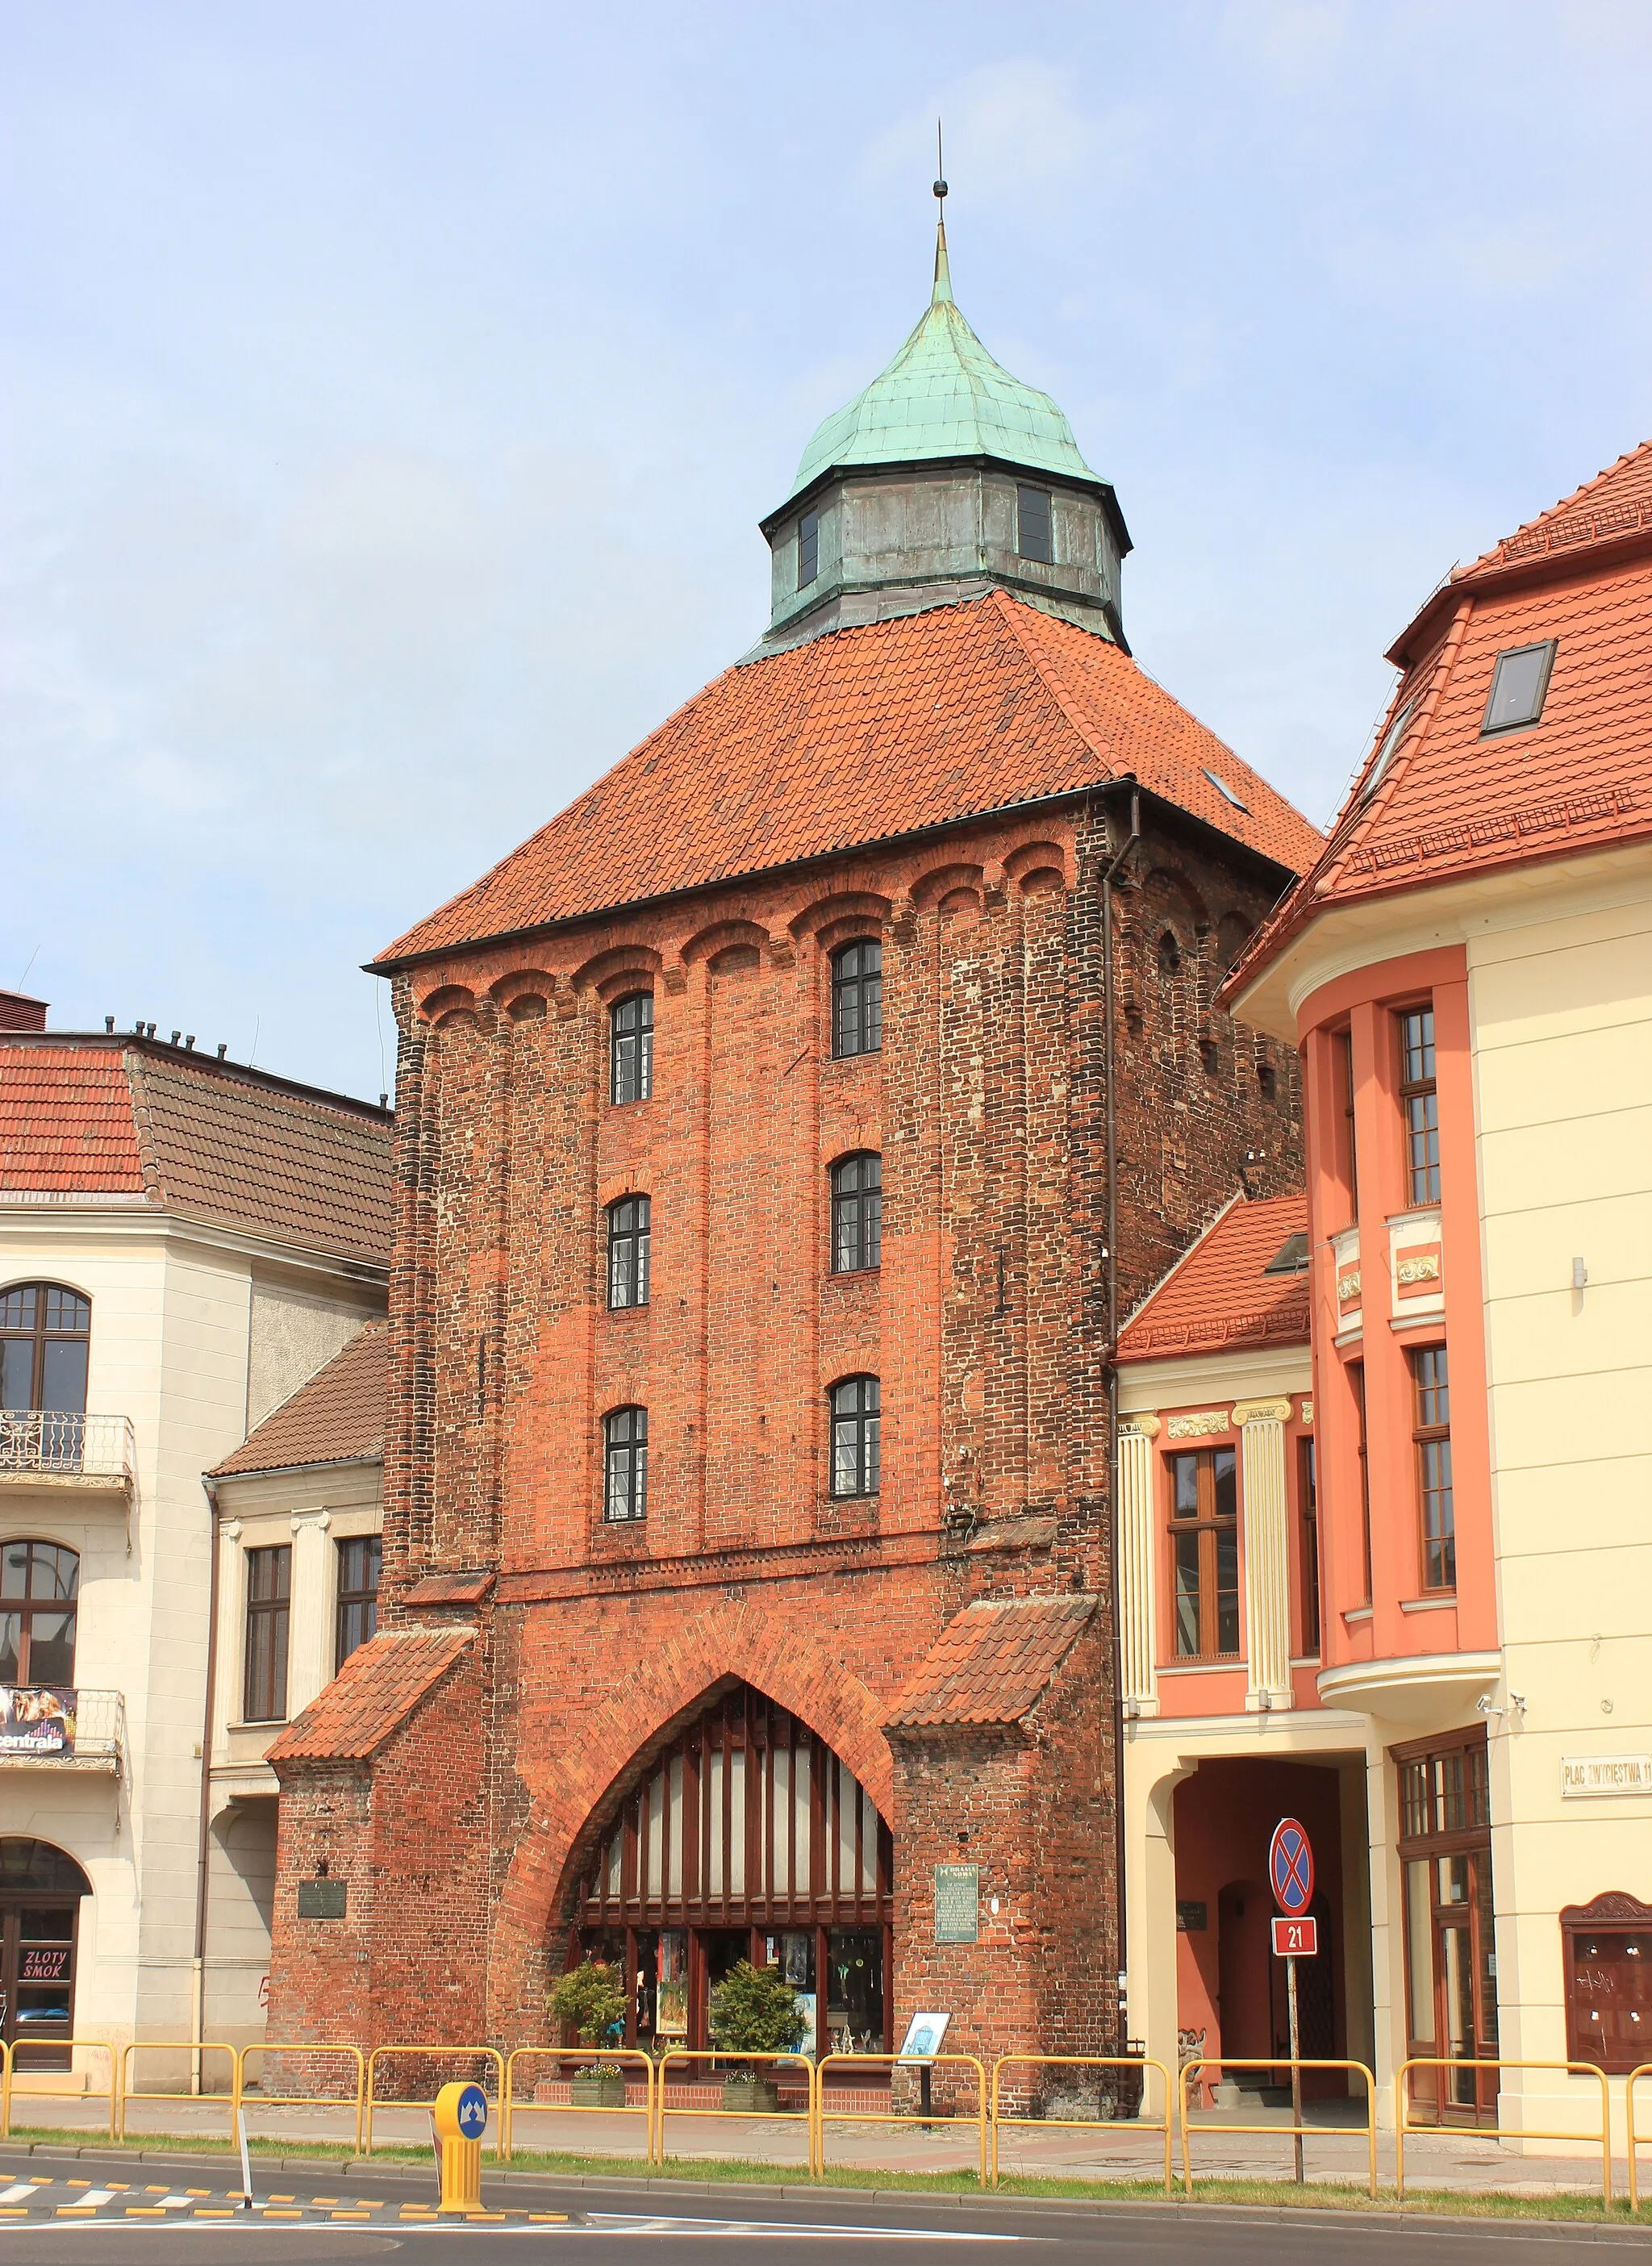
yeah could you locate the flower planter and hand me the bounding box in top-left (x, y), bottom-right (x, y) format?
top-left (571, 2072), bottom-right (628, 2108)
top-left (720, 2075), bottom-right (781, 2115)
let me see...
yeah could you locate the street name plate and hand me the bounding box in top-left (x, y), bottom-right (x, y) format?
top-left (1561, 1754), bottom-right (1652, 1798)
top-left (934, 1863), bottom-right (979, 1944)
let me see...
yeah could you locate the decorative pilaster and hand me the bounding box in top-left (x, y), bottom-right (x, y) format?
top-left (1234, 1400), bottom-right (1292, 1709)
top-left (1117, 1417), bottom-right (1161, 1715)
top-left (287, 1507), bottom-right (335, 1721)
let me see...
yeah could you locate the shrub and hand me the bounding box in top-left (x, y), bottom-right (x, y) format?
top-left (549, 1957), bottom-right (627, 2046)
top-left (708, 1959), bottom-right (807, 2055)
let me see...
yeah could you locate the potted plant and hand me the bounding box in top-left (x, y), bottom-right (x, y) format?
top-left (549, 1958), bottom-right (629, 2106)
top-left (708, 1959), bottom-right (807, 2113)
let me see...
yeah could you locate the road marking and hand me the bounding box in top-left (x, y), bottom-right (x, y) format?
top-left (0, 2190), bottom-right (37, 2206)
top-left (585, 2215), bottom-right (1021, 2241)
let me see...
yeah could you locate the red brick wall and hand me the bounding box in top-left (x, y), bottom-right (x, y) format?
top-left (271, 794), bottom-right (1302, 2056)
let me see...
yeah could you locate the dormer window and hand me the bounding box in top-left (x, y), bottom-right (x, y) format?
top-left (1016, 486), bottom-right (1053, 565)
top-left (798, 511), bottom-right (820, 590)
top-left (1482, 640), bottom-right (1556, 734)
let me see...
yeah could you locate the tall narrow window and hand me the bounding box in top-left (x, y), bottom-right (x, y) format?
top-left (1299, 1438), bottom-right (1320, 1656)
top-left (0, 1542), bottom-right (78, 1686)
top-left (610, 993), bottom-right (654, 1106)
top-left (1170, 1448), bottom-right (1239, 1659)
top-left (831, 941), bottom-right (882, 1059)
top-left (607, 1196), bottom-right (652, 1309)
top-left (1352, 1361), bottom-right (1372, 1603)
top-left (1399, 1006), bottom-right (1440, 1205)
top-left (798, 510), bottom-right (820, 589)
top-left (1336, 1030), bottom-right (1358, 1221)
top-left (1016, 485), bottom-right (1053, 564)
top-left (244, 1545), bottom-right (291, 1722)
top-left (1, 1287), bottom-right (90, 1468)
top-left (1412, 1346), bottom-right (1454, 1591)
top-left (336, 1535), bottom-right (382, 1670)
top-left (604, 1407), bottom-right (648, 1523)
top-left (829, 1376), bottom-right (880, 1498)
top-left (830, 1154), bottom-right (882, 1274)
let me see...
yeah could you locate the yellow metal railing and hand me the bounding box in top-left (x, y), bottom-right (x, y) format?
top-left (1395, 2057), bottom-right (1612, 2210)
top-left (989, 2054), bottom-right (1171, 2193)
top-left (118, 2042), bottom-right (239, 2142)
top-left (1626, 2062), bottom-right (1652, 2212)
top-left (361, 2045), bottom-right (507, 2160)
top-left (816, 2052), bottom-right (989, 2188)
top-left (1179, 2055), bottom-right (1378, 2199)
top-left (652, 2048), bottom-right (816, 2172)
top-left (503, 2047), bottom-right (654, 2163)
top-left (236, 2042), bottom-right (366, 2157)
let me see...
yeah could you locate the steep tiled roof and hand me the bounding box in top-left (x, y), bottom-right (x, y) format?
top-left (1116, 1194), bottom-right (1309, 1361)
top-left (378, 591), bottom-right (1322, 967)
top-left (211, 1325), bottom-right (386, 1478)
top-left (886, 1594), bottom-right (1096, 1729)
top-left (266, 1626), bottom-right (471, 1764)
top-left (0, 1036), bottom-right (392, 1264)
top-left (1227, 445), bottom-right (1652, 999)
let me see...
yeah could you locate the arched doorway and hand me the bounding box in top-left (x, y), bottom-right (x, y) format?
top-left (0, 1838), bottom-right (91, 2069)
top-left (569, 1681), bottom-right (894, 2056)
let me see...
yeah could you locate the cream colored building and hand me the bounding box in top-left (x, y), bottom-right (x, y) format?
top-left (0, 1012), bottom-right (388, 2086)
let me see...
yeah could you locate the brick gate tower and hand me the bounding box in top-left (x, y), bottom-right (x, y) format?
top-left (266, 216), bottom-right (1322, 2076)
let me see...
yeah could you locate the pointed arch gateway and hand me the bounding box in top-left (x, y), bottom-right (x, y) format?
top-left (569, 1681), bottom-right (894, 2057)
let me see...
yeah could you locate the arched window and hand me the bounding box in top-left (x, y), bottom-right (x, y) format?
top-left (604, 1407), bottom-right (648, 1523)
top-left (0, 1542), bottom-right (78, 1686)
top-left (0, 1838), bottom-right (91, 2072)
top-left (831, 941), bottom-right (882, 1059)
top-left (829, 1376), bottom-right (880, 1498)
top-left (1, 1287), bottom-right (90, 1422)
top-left (607, 1196), bottom-right (651, 1310)
top-left (610, 993), bottom-right (654, 1106)
top-left (830, 1154), bottom-right (882, 1275)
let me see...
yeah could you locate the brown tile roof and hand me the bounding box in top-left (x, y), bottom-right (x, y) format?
top-left (1227, 444), bottom-right (1652, 999)
top-left (0, 1036), bottom-right (392, 1264)
top-left (886, 1594), bottom-right (1096, 1729)
top-left (1116, 1193), bottom-right (1309, 1361)
top-left (211, 1325), bottom-right (387, 1478)
top-left (402, 1571), bottom-right (494, 1607)
top-left (266, 1626), bottom-right (472, 1764)
top-left (377, 591), bottom-right (1323, 967)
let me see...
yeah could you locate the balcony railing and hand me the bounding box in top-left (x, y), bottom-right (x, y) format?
top-left (0, 1411), bottom-right (135, 1491)
top-left (0, 1686), bottom-right (125, 1774)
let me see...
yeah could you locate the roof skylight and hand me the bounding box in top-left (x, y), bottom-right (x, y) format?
top-left (1361, 698), bottom-right (1416, 800)
top-left (1263, 1231), bottom-right (1310, 1275)
top-left (1201, 766), bottom-right (1249, 812)
top-left (1482, 640), bottom-right (1557, 734)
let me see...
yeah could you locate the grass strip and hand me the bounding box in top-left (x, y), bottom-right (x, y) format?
top-left (1, 2126), bottom-right (1645, 2225)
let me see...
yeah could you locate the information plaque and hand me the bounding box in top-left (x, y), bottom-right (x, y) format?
top-left (933, 1863), bottom-right (980, 1944)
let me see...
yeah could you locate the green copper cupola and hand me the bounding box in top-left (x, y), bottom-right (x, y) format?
top-left (755, 219), bottom-right (1131, 653)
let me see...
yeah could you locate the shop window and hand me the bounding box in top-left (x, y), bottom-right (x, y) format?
top-left (829, 1375), bottom-right (880, 1498)
top-left (1016, 485), bottom-right (1053, 564)
top-left (243, 1545), bottom-right (290, 1723)
top-left (610, 993), bottom-right (654, 1105)
top-left (0, 1542), bottom-right (78, 1687)
top-left (1398, 1006), bottom-right (1440, 1205)
top-left (831, 941), bottom-right (882, 1059)
top-left (0, 1287), bottom-right (90, 1467)
top-left (1169, 1447), bottom-right (1238, 1659)
top-left (798, 510), bottom-right (819, 589)
top-left (1395, 1729), bottom-right (1496, 2124)
top-left (1560, 1893), bottom-right (1652, 2075)
top-left (0, 1839), bottom-right (91, 2073)
top-left (603, 1406), bottom-right (648, 1523)
top-left (607, 1195), bottom-right (652, 1309)
top-left (1298, 1437), bottom-right (1320, 1656)
top-left (830, 1154), bottom-right (882, 1274)
top-left (1410, 1346), bottom-right (1454, 1591)
top-left (336, 1534), bottom-right (382, 1671)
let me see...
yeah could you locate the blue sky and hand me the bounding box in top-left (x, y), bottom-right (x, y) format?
top-left (5, 2), bottom-right (1651, 1097)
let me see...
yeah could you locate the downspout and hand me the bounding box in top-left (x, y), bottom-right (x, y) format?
top-left (194, 1473), bottom-right (223, 2097)
top-left (1099, 782), bottom-right (1141, 2053)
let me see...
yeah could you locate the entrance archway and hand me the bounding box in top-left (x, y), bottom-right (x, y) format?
top-left (568, 1681), bottom-right (893, 2055)
top-left (0, 1838), bottom-right (91, 2070)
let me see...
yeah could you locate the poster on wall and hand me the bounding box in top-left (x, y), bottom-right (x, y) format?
top-left (0, 1688), bottom-right (76, 1755)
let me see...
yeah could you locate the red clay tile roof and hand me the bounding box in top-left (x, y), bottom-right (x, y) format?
top-left (211, 1325), bottom-right (386, 1478)
top-left (403, 1571), bottom-right (494, 1607)
top-left (0, 1036), bottom-right (392, 1264)
top-left (886, 1594), bottom-right (1096, 1729)
top-left (1227, 444), bottom-right (1652, 998)
top-left (1116, 1193), bottom-right (1309, 1361)
top-left (266, 1626), bottom-right (472, 1764)
top-left (1453, 440), bottom-right (1652, 587)
top-left (378, 592), bottom-right (1323, 967)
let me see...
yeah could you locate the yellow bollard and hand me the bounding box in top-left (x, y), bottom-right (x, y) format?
top-left (432, 2080), bottom-right (490, 2213)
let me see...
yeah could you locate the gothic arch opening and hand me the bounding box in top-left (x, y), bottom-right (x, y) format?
top-left (566, 1680), bottom-right (893, 2056)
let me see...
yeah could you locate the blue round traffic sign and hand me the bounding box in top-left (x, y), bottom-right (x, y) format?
top-left (1269, 1817), bottom-right (1315, 1918)
top-left (455, 2082), bottom-right (489, 2139)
